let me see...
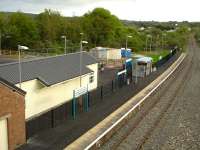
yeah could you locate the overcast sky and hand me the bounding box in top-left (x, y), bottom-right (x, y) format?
top-left (0, 0), bottom-right (199, 21)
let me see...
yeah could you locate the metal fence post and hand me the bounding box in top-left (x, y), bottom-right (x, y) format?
top-left (72, 98), bottom-right (76, 120)
top-left (100, 85), bottom-right (103, 99)
top-left (111, 80), bottom-right (114, 92)
top-left (135, 61), bottom-right (138, 84)
top-left (85, 93), bottom-right (89, 112)
top-left (51, 109), bottom-right (54, 128)
top-left (72, 91), bottom-right (76, 120)
top-left (88, 92), bottom-right (90, 107)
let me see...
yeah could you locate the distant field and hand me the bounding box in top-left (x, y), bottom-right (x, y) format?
top-left (139, 50), bottom-right (170, 63)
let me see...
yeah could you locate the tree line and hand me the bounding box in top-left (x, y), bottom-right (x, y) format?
top-left (0, 8), bottom-right (190, 54)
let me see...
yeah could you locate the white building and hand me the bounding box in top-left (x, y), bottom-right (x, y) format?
top-left (90, 47), bottom-right (121, 60)
top-left (0, 52), bottom-right (98, 120)
top-left (133, 56), bottom-right (153, 77)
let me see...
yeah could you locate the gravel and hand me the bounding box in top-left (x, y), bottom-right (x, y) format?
top-left (102, 38), bottom-right (200, 150)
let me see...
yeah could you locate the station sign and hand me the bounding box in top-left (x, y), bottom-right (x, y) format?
top-left (126, 58), bottom-right (132, 63)
top-left (74, 86), bottom-right (88, 98)
top-left (117, 69), bottom-right (127, 76)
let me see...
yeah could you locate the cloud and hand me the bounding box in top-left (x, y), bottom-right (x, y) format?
top-left (0, 0), bottom-right (135, 17)
top-left (0, 0), bottom-right (199, 21)
top-left (0, 0), bottom-right (135, 11)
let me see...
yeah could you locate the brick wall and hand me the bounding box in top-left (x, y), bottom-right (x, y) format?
top-left (0, 83), bottom-right (26, 150)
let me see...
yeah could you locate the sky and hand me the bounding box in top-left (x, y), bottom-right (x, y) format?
top-left (0, 0), bottom-right (199, 21)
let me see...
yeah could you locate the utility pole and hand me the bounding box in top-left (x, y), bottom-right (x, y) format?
top-left (64, 37), bottom-right (66, 55)
top-left (18, 45), bottom-right (29, 88)
top-left (150, 36), bottom-right (152, 52)
top-left (79, 33), bottom-right (88, 87)
top-left (162, 33), bottom-right (166, 50)
top-left (126, 35), bottom-right (132, 50)
top-left (155, 35), bottom-right (159, 51)
top-left (126, 36), bottom-right (128, 50)
top-left (61, 35), bottom-right (67, 55)
top-left (147, 34), bottom-right (152, 52)
top-left (135, 60), bottom-right (138, 83)
top-left (145, 36), bottom-right (148, 51)
top-left (18, 46), bottom-right (22, 88)
top-left (80, 33), bottom-right (83, 87)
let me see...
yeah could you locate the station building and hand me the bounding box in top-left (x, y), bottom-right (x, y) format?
top-left (0, 52), bottom-right (98, 143)
top-left (90, 47), bottom-right (122, 60)
top-left (0, 78), bottom-right (26, 150)
top-left (133, 56), bottom-right (153, 77)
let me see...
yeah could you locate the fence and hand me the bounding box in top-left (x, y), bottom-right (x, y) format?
top-left (154, 49), bottom-right (177, 68)
top-left (26, 101), bottom-right (72, 138)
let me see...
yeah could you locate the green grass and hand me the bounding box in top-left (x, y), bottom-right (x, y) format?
top-left (137, 50), bottom-right (170, 63)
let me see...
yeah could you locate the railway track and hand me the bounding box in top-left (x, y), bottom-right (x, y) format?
top-left (101, 39), bottom-right (196, 150)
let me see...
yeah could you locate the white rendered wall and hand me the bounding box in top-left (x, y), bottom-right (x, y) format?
top-left (0, 119), bottom-right (8, 150)
top-left (16, 63), bottom-right (98, 120)
top-left (107, 49), bottom-right (121, 60)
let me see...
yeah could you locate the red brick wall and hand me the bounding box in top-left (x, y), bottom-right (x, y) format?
top-left (0, 83), bottom-right (26, 150)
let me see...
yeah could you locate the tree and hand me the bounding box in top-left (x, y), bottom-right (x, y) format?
top-left (36, 9), bottom-right (65, 46)
top-left (0, 13), bottom-right (5, 32)
top-left (82, 8), bottom-right (124, 47)
top-left (0, 8), bottom-right (190, 53)
top-left (5, 12), bottom-right (39, 49)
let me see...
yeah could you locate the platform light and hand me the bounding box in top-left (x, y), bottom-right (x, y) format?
top-left (18, 45), bottom-right (29, 88)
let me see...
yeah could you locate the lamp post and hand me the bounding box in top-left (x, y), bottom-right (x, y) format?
top-left (149, 35), bottom-right (152, 52)
top-left (126, 35), bottom-right (132, 50)
top-left (79, 32), bottom-right (88, 87)
top-left (18, 45), bottom-right (29, 88)
top-left (147, 35), bottom-right (152, 52)
top-left (162, 33), bottom-right (166, 50)
top-left (0, 31), bottom-right (11, 55)
top-left (155, 34), bottom-right (159, 51)
top-left (145, 35), bottom-right (148, 51)
top-left (61, 35), bottom-right (67, 55)
top-left (135, 60), bottom-right (138, 84)
top-left (5, 35), bottom-right (11, 55)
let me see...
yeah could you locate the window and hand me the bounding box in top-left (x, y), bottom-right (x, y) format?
top-left (89, 73), bottom-right (94, 83)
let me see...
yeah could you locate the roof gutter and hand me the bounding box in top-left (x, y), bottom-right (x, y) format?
top-left (0, 77), bottom-right (26, 96)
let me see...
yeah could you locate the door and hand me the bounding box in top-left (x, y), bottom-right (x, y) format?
top-left (0, 119), bottom-right (8, 150)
